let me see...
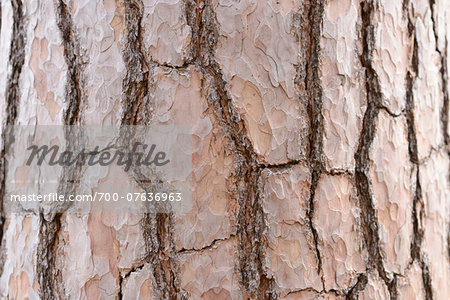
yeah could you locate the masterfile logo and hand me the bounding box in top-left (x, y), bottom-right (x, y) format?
top-left (26, 142), bottom-right (170, 171)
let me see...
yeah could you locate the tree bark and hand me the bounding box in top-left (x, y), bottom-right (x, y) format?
top-left (0, 0), bottom-right (448, 299)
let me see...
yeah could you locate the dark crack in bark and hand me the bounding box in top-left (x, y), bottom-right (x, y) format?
top-left (37, 214), bottom-right (65, 299)
top-left (36, 0), bottom-right (87, 298)
top-left (121, 0), bottom-right (151, 125)
top-left (56, 0), bottom-right (85, 125)
top-left (345, 273), bottom-right (368, 300)
top-left (404, 2), bottom-right (434, 299)
top-left (293, 0), bottom-right (326, 291)
top-left (258, 160), bottom-right (303, 172)
top-left (307, 170), bottom-right (326, 291)
top-left (300, 0), bottom-right (327, 292)
top-left (353, 1), bottom-right (398, 299)
top-left (121, 1), bottom-right (184, 299)
top-left (140, 213), bottom-right (185, 299)
top-left (118, 262), bottom-right (146, 299)
top-left (177, 236), bottom-right (233, 254)
top-left (0, 0), bottom-right (25, 277)
top-left (184, 0), bottom-right (277, 298)
top-left (439, 43), bottom-right (449, 146)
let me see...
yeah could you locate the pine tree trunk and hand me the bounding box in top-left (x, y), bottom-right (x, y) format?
top-left (0, 0), bottom-right (448, 299)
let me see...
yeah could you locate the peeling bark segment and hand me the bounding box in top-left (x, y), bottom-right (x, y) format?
top-left (321, 0), bottom-right (365, 171)
top-left (414, 2), bottom-right (449, 152)
top-left (71, 214), bottom-right (122, 299)
top-left (261, 164), bottom-right (323, 295)
top-left (178, 238), bottom-right (242, 299)
top-left (70, 0), bottom-right (125, 124)
top-left (429, 0), bottom-right (447, 53)
top-left (61, 214), bottom-right (94, 299)
top-left (419, 151), bottom-right (450, 299)
top-left (141, 0), bottom-right (191, 67)
top-left (24, 0), bottom-right (66, 125)
top-left (84, 213), bottom-right (121, 300)
top-left (213, 0), bottom-right (309, 164)
top-left (356, 271), bottom-right (389, 300)
top-left (397, 262), bottom-right (425, 300)
top-left (115, 216), bottom-right (147, 270)
top-left (372, 0), bottom-right (410, 115)
top-left (429, 0), bottom-right (450, 150)
top-left (26, 2), bottom-right (67, 124)
top-left (150, 66), bottom-right (235, 251)
top-left (0, 216), bottom-right (40, 299)
top-left (411, 2), bottom-right (444, 160)
top-left (121, 263), bottom-right (153, 299)
top-left (313, 174), bottom-right (366, 291)
top-left (370, 111), bottom-right (414, 274)
top-left (62, 213), bottom-right (148, 299)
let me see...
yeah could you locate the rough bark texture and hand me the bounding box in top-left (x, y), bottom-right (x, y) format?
top-left (0, 0), bottom-right (449, 299)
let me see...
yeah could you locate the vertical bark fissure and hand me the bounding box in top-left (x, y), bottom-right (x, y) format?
top-left (121, 1), bottom-right (183, 299)
top-left (121, 0), bottom-right (150, 126)
top-left (303, 0), bottom-right (326, 291)
top-left (140, 213), bottom-right (183, 299)
top-left (56, 0), bottom-right (85, 125)
top-left (354, 1), bottom-right (398, 298)
top-left (36, 0), bottom-right (86, 298)
top-left (184, 0), bottom-right (277, 298)
top-left (293, 0), bottom-right (327, 292)
top-left (404, 2), bottom-right (434, 298)
top-left (0, 0), bottom-right (25, 276)
top-left (307, 170), bottom-right (325, 291)
top-left (37, 214), bottom-right (64, 299)
top-left (439, 42), bottom-right (449, 146)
